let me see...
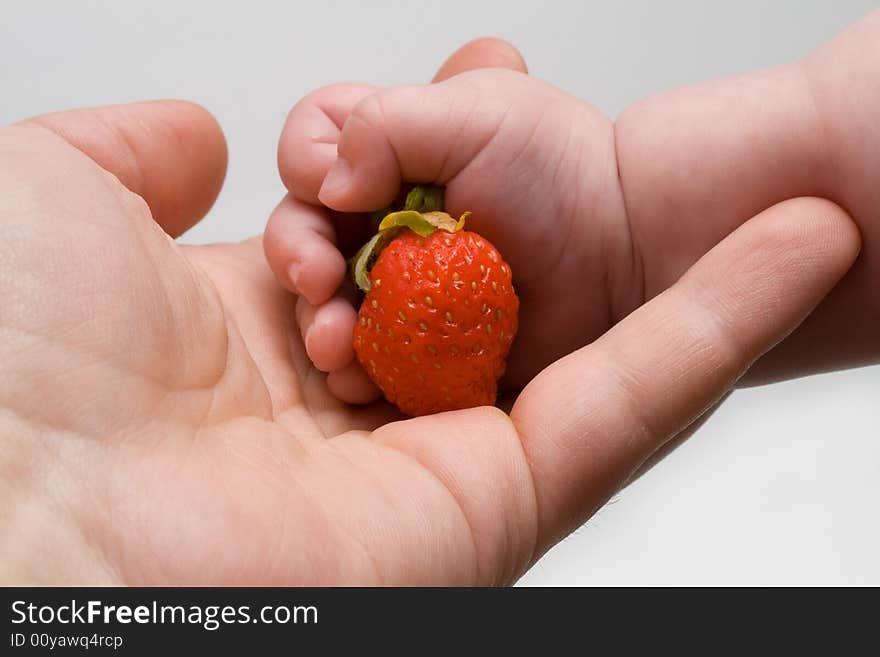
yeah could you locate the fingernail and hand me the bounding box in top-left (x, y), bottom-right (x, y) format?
top-left (318, 157), bottom-right (352, 202)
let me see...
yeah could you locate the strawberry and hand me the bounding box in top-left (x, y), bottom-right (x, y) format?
top-left (351, 187), bottom-right (518, 416)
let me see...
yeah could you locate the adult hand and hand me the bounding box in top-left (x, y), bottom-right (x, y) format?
top-left (0, 104), bottom-right (857, 582)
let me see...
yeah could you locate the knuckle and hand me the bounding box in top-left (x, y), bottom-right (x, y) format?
top-left (685, 287), bottom-right (751, 378)
top-left (348, 91), bottom-right (387, 134)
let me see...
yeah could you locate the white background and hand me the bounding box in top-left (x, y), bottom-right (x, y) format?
top-left (2, 0), bottom-right (877, 585)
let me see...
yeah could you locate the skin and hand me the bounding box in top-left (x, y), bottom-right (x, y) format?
top-left (0, 40), bottom-right (862, 584)
top-left (268, 10), bottom-right (880, 401)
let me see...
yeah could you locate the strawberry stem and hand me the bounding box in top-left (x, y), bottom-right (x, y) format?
top-left (349, 185), bottom-right (466, 294)
top-left (404, 185), bottom-right (445, 213)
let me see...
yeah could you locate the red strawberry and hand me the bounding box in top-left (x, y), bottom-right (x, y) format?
top-left (351, 189), bottom-right (518, 417)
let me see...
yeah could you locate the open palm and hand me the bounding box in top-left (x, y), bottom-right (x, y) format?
top-left (3, 118), bottom-right (539, 585)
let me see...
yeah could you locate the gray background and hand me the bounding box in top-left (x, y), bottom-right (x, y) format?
top-left (2, 0), bottom-right (877, 585)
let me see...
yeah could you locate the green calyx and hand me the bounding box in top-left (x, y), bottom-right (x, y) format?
top-left (350, 186), bottom-right (469, 293)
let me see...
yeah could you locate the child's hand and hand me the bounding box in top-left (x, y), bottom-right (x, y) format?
top-left (266, 64), bottom-right (630, 403)
top-left (268, 9), bottom-right (880, 402)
